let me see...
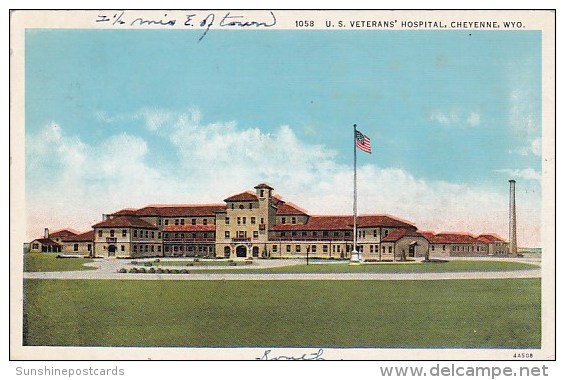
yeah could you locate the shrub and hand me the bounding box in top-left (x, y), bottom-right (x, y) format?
top-left (180, 269), bottom-right (189, 274)
top-left (244, 260), bottom-right (253, 265)
top-left (155, 258), bottom-right (160, 263)
top-left (156, 268), bottom-right (164, 274)
top-left (194, 258), bottom-right (200, 262)
top-left (139, 267), bottom-right (147, 273)
top-left (174, 269), bottom-right (181, 274)
top-left (229, 262), bottom-right (237, 266)
top-left (131, 261), bottom-right (138, 265)
top-left (228, 259), bottom-right (234, 263)
top-left (129, 268), bottom-right (139, 273)
top-left (117, 268), bottom-right (127, 273)
top-left (148, 267), bottom-right (156, 273)
top-left (187, 263), bottom-right (194, 266)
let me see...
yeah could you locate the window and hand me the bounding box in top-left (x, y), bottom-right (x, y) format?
top-left (337, 245), bottom-right (341, 252)
top-left (239, 204), bottom-right (244, 209)
top-left (98, 230), bottom-right (102, 238)
top-left (175, 233), bottom-right (179, 238)
top-left (145, 231), bottom-right (149, 238)
top-left (158, 232), bottom-right (161, 239)
top-left (272, 245), bottom-right (278, 252)
top-left (345, 231), bottom-right (350, 237)
top-left (431, 245), bottom-right (435, 251)
top-left (282, 217), bottom-right (286, 224)
top-left (313, 231), bottom-right (318, 237)
top-left (175, 219), bottom-right (179, 225)
top-left (145, 245), bottom-right (149, 252)
top-left (73, 244), bottom-right (79, 251)
top-left (242, 217), bottom-right (246, 224)
top-left (192, 233), bottom-right (197, 239)
top-left (362, 231), bottom-right (366, 238)
top-left (388, 246), bottom-right (392, 253)
top-left (334, 231), bottom-right (339, 237)
top-left (323, 231), bottom-right (328, 237)
top-left (323, 245), bottom-right (328, 253)
top-left (121, 245), bottom-right (125, 252)
top-left (158, 246), bottom-right (161, 252)
top-left (260, 218), bottom-right (264, 224)
top-left (164, 219), bottom-right (169, 225)
top-left (311, 245), bottom-right (317, 253)
top-left (443, 245), bottom-right (446, 251)
top-left (237, 217), bottom-right (241, 225)
top-left (151, 231), bottom-right (155, 239)
top-left (292, 231), bottom-right (297, 236)
top-left (382, 246), bottom-right (385, 253)
top-left (164, 245), bottom-right (169, 252)
top-left (373, 229), bottom-right (377, 237)
top-left (122, 229), bottom-right (127, 237)
top-left (286, 245), bottom-right (291, 252)
top-left (151, 245), bottom-right (154, 252)
top-left (158, 219), bottom-right (162, 226)
top-left (302, 231), bottom-right (307, 236)
top-left (192, 219), bottom-right (196, 225)
top-left (370, 245), bottom-right (374, 253)
top-left (133, 245), bottom-right (137, 253)
top-left (332, 245), bottom-right (335, 252)
top-left (384, 230), bottom-right (389, 236)
top-left (110, 230), bottom-right (115, 237)
top-left (296, 245), bottom-right (301, 252)
top-left (225, 217), bottom-right (230, 225)
top-left (87, 244), bottom-right (92, 251)
top-left (249, 203), bottom-right (252, 209)
top-left (203, 219), bottom-right (207, 225)
top-left (253, 231), bottom-right (258, 239)
top-left (251, 217), bottom-right (256, 224)
top-left (225, 231), bottom-right (230, 238)
top-left (281, 232), bottom-right (286, 237)
top-left (231, 203), bottom-right (234, 209)
top-left (291, 217), bottom-right (296, 224)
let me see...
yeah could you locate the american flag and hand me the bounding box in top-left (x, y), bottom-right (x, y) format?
top-left (355, 130), bottom-right (372, 154)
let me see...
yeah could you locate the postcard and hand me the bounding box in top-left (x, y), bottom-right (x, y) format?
top-left (10, 9), bottom-right (555, 361)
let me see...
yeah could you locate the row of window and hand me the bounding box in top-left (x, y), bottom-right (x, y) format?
top-left (164, 245), bottom-right (215, 253)
top-left (98, 229), bottom-right (161, 239)
top-left (226, 216), bottom-right (265, 225)
top-left (132, 244), bottom-right (161, 253)
top-left (163, 232), bottom-right (213, 239)
top-left (72, 243), bottom-right (92, 252)
top-left (159, 218), bottom-right (213, 226)
top-left (278, 230), bottom-right (351, 238)
top-left (229, 202), bottom-right (256, 210)
top-left (224, 231), bottom-right (259, 239)
top-left (452, 245), bottom-right (487, 252)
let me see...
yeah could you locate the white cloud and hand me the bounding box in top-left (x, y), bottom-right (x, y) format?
top-left (25, 110), bottom-right (542, 247)
top-left (429, 109), bottom-right (480, 127)
top-left (510, 138), bottom-right (542, 157)
top-left (495, 168), bottom-right (541, 181)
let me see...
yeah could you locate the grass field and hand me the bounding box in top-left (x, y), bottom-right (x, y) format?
top-left (23, 278), bottom-right (540, 348)
top-left (186, 260), bottom-right (539, 274)
top-left (24, 253), bottom-right (95, 272)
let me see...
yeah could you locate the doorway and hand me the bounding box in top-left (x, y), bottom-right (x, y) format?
top-left (236, 245), bottom-right (247, 258)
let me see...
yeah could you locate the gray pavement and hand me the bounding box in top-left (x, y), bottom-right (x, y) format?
top-left (22, 257), bottom-right (541, 281)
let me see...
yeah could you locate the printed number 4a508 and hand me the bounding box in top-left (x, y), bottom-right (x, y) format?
top-left (513, 353), bottom-right (533, 359)
top-left (296, 21), bottom-right (315, 27)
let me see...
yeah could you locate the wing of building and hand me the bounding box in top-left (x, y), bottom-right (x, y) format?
top-left (33, 183), bottom-right (509, 260)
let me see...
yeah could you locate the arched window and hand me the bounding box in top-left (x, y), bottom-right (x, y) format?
top-left (224, 246), bottom-right (231, 258)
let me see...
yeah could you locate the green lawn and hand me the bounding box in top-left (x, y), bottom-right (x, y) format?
top-left (187, 260), bottom-right (539, 274)
top-left (24, 253), bottom-right (95, 272)
top-left (23, 278), bottom-right (540, 348)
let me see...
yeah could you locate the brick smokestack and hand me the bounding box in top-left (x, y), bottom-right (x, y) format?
top-left (44, 227), bottom-right (49, 239)
top-left (509, 179), bottom-right (518, 255)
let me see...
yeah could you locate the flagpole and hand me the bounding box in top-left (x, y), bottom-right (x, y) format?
top-left (350, 123), bottom-right (360, 264)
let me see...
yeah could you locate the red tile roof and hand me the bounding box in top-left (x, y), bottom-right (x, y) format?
top-left (62, 230), bottom-right (95, 242)
top-left (163, 224), bottom-right (216, 232)
top-left (126, 204), bottom-right (225, 217)
top-left (381, 229), bottom-right (428, 242)
top-left (49, 228), bottom-right (80, 238)
top-left (358, 214), bottom-right (416, 229)
top-left (254, 183), bottom-right (274, 190)
top-left (272, 195), bottom-right (284, 206)
top-left (93, 216), bottom-right (158, 229)
top-left (434, 233), bottom-right (480, 244)
top-left (224, 191), bottom-right (258, 202)
top-left (273, 214), bottom-right (417, 231)
top-left (276, 202), bottom-right (309, 215)
top-left (477, 234), bottom-right (505, 242)
top-left (111, 208), bottom-right (138, 216)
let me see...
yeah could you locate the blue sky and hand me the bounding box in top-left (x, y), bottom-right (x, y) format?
top-left (25, 29), bottom-right (542, 245)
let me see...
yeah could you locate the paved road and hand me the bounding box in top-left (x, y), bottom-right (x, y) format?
top-left (23, 257), bottom-right (541, 281)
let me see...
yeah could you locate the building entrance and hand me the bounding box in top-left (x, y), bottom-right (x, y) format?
top-left (108, 245), bottom-right (117, 257)
top-left (236, 245), bottom-right (247, 258)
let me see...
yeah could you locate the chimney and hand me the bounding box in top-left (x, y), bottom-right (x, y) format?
top-left (44, 227), bottom-right (49, 239)
top-left (509, 180), bottom-right (518, 255)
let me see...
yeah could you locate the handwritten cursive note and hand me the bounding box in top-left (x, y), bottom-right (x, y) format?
top-left (255, 348), bottom-right (325, 360)
top-left (95, 11), bottom-right (277, 42)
